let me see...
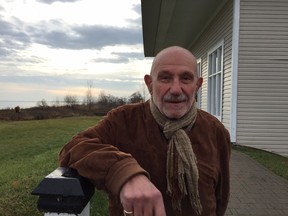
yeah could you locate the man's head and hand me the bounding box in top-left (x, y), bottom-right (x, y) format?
top-left (144, 46), bottom-right (203, 119)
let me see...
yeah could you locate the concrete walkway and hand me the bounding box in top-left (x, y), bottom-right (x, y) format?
top-left (225, 150), bottom-right (288, 216)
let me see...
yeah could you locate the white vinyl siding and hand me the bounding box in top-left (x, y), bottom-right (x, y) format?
top-left (237, 0), bottom-right (288, 156)
top-left (189, 0), bottom-right (233, 129)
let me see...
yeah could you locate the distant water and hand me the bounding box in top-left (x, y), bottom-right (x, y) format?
top-left (0, 101), bottom-right (39, 110)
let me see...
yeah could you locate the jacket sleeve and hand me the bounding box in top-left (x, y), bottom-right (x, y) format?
top-left (215, 126), bottom-right (231, 216)
top-left (58, 110), bottom-right (149, 196)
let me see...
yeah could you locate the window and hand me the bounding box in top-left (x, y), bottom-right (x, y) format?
top-left (196, 59), bottom-right (202, 108)
top-left (207, 42), bottom-right (223, 120)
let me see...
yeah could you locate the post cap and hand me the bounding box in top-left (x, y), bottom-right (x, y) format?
top-left (31, 167), bottom-right (94, 214)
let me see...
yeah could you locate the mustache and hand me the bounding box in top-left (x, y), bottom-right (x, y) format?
top-left (163, 94), bottom-right (188, 102)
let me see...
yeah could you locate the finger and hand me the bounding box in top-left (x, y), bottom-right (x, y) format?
top-left (153, 198), bottom-right (166, 216)
top-left (121, 194), bottom-right (134, 215)
top-left (123, 209), bottom-right (134, 216)
top-left (122, 203), bottom-right (134, 216)
top-left (132, 200), bottom-right (153, 216)
top-left (154, 205), bottom-right (166, 216)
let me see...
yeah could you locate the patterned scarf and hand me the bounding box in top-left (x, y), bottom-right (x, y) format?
top-left (149, 99), bottom-right (202, 215)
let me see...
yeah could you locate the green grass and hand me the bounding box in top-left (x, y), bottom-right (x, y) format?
top-left (0, 117), bottom-right (108, 216)
top-left (233, 145), bottom-right (288, 181)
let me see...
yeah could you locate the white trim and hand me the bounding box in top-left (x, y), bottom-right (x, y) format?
top-left (196, 58), bottom-right (202, 109)
top-left (207, 40), bottom-right (224, 59)
top-left (230, 0), bottom-right (240, 143)
top-left (207, 40), bottom-right (224, 121)
top-left (44, 202), bottom-right (90, 216)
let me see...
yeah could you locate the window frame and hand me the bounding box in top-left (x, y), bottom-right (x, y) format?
top-left (207, 41), bottom-right (224, 120)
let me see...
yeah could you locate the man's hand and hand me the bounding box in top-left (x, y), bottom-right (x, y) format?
top-left (120, 175), bottom-right (166, 216)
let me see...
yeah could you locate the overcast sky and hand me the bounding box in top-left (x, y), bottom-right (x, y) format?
top-left (0, 0), bottom-right (153, 109)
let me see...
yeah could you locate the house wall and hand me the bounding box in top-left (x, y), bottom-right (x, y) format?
top-left (237, 0), bottom-right (288, 157)
top-left (189, 0), bottom-right (233, 129)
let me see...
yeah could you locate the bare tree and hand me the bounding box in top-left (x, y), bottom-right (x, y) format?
top-left (15, 106), bottom-right (20, 113)
top-left (52, 97), bottom-right (61, 107)
top-left (128, 91), bottom-right (143, 103)
top-left (97, 91), bottom-right (127, 112)
top-left (64, 95), bottom-right (78, 108)
top-left (97, 91), bottom-right (108, 107)
top-left (85, 80), bottom-right (94, 110)
top-left (36, 99), bottom-right (48, 108)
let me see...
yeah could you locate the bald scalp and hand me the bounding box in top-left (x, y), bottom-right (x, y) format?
top-left (150, 46), bottom-right (198, 77)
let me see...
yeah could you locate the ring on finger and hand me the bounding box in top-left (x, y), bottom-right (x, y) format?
top-left (123, 209), bottom-right (133, 216)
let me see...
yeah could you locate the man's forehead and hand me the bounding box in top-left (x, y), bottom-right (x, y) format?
top-left (153, 63), bottom-right (196, 75)
top-left (158, 68), bottom-right (194, 73)
top-left (154, 53), bottom-right (196, 71)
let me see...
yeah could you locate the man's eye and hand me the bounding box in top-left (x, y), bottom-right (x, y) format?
top-left (182, 75), bottom-right (194, 82)
top-left (159, 76), bottom-right (171, 82)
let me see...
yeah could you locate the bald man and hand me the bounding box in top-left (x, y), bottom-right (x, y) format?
top-left (59, 46), bottom-right (231, 216)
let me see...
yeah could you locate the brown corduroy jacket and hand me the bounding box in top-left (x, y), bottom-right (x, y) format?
top-left (59, 101), bottom-right (231, 216)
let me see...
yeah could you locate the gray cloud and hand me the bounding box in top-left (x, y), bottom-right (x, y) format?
top-left (0, 73), bottom-right (143, 92)
top-left (0, 10), bottom-right (142, 57)
top-left (37, 0), bottom-right (81, 4)
top-left (0, 2), bottom-right (143, 68)
top-left (0, 17), bottom-right (32, 61)
top-left (0, 47), bottom-right (11, 58)
top-left (93, 56), bottom-right (130, 64)
top-left (28, 23), bottom-right (142, 50)
top-left (93, 51), bottom-right (145, 64)
top-left (0, 1), bottom-right (147, 109)
top-left (112, 52), bottom-right (145, 59)
top-left (0, 74), bottom-right (82, 87)
top-left (132, 4), bottom-right (141, 15)
top-left (0, 17), bottom-right (30, 49)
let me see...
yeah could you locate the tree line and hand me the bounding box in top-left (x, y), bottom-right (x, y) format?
top-left (36, 90), bottom-right (144, 108)
top-left (0, 80), bottom-right (150, 121)
top-left (0, 82), bottom-right (148, 121)
top-left (35, 80), bottom-right (148, 112)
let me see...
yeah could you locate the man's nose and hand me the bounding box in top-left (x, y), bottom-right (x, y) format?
top-left (169, 79), bottom-right (182, 94)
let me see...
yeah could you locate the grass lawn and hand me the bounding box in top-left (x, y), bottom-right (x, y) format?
top-left (0, 116), bottom-right (108, 216)
top-left (1, 117), bottom-right (287, 216)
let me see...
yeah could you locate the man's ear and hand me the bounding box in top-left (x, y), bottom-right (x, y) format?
top-left (196, 77), bottom-right (203, 91)
top-left (144, 74), bottom-right (153, 94)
